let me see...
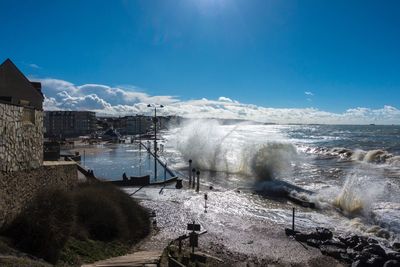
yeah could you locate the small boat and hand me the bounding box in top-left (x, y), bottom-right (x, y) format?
top-left (110, 175), bottom-right (150, 186)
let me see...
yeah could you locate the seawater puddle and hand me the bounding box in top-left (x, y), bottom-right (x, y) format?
top-left (79, 143), bottom-right (174, 181)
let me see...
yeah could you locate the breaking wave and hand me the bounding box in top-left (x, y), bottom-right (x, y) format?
top-left (303, 146), bottom-right (400, 165)
top-left (171, 120), bottom-right (298, 181)
top-left (310, 165), bottom-right (400, 238)
top-left (333, 171), bottom-right (385, 215)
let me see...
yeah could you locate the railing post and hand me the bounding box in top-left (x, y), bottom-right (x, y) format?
top-left (196, 171), bottom-right (200, 192)
top-left (192, 168), bottom-right (196, 189)
top-left (204, 193), bottom-right (207, 213)
top-left (292, 207), bottom-right (295, 231)
top-left (188, 159), bottom-right (192, 187)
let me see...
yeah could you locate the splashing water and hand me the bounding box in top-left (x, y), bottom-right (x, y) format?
top-left (171, 120), bottom-right (298, 181)
top-left (333, 170), bottom-right (386, 215)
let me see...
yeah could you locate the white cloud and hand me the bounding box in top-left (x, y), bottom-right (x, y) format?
top-left (39, 77), bottom-right (400, 125)
top-left (29, 63), bottom-right (41, 69)
top-left (305, 91), bottom-right (314, 96)
top-left (218, 96), bottom-right (233, 102)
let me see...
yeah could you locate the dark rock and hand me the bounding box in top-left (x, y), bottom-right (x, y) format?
top-left (392, 243), bottom-right (400, 252)
top-left (354, 253), bottom-right (369, 263)
top-left (346, 249), bottom-right (358, 260)
top-left (322, 239), bottom-right (347, 249)
top-left (306, 239), bottom-right (321, 248)
top-left (338, 235), bottom-right (348, 244)
top-left (366, 255), bottom-right (385, 266)
top-left (285, 228), bottom-right (300, 237)
top-left (363, 244), bottom-right (387, 258)
top-left (367, 238), bottom-right (379, 244)
top-left (339, 253), bottom-right (353, 264)
top-left (342, 235), bottom-right (362, 248)
top-left (320, 245), bottom-right (346, 260)
top-left (387, 252), bottom-right (400, 261)
top-left (351, 260), bottom-right (365, 267)
top-left (315, 227), bottom-right (333, 241)
top-left (294, 233), bottom-right (309, 242)
top-left (377, 229), bottom-right (391, 239)
top-left (294, 228), bottom-right (333, 243)
top-left (383, 260), bottom-right (400, 267)
top-left (354, 242), bottom-right (368, 252)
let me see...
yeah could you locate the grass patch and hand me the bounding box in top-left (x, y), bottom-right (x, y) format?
top-left (58, 237), bottom-right (130, 266)
top-left (1, 187), bottom-right (74, 264)
top-left (0, 237), bottom-right (51, 267)
top-left (1, 182), bottom-right (150, 265)
top-left (74, 183), bottom-right (150, 243)
top-left (0, 256), bottom-right (52, 267)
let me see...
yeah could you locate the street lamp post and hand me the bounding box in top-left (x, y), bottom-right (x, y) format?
top-left (148, 104), bottom-right (164, 181)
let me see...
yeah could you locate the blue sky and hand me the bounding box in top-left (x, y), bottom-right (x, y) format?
top-left (1, 0), bottom-right (400, 123)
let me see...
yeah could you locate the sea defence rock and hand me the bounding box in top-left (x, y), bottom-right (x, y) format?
top-left (285, 227), bottom-right (400, 266)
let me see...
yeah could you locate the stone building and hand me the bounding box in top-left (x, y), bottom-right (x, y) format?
top-left (97, 115), bottom-right (151, 135)
top-left (120, 115), bottom-right (151, 135)
top-left (44, 110), bottom-right (96, 137)
top-left (0, 59), bottom-right (44, 172)
top-left (0, 59), bottom-right (79, 228)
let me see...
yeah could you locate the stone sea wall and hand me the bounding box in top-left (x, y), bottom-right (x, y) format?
top-left (0, 163), bottom-right (78, 227)
top-left (0, 102), bottom-right (43, 172)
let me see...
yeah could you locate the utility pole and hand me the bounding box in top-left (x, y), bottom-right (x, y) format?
top-left (153, 107), bottom-right (157, 181)
top-left (148, 104), bottom-right (164, 181)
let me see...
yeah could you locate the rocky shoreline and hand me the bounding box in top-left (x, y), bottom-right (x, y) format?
top-left (286, 227), bottom-right (400, 266)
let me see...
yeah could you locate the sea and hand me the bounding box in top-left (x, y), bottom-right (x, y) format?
top-left (83, 120), bottom-right (400, 244)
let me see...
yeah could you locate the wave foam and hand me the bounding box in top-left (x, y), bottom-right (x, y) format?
top-left (303, 145), bottom-right (398, 165)
top-left (171, 120), bottom-right (298, 181)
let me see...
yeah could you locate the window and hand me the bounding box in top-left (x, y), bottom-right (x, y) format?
top-left (23, 108), bottom-right (35, 124)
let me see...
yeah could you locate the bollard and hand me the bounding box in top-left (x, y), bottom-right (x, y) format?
top-left (192, 168), bottom-right (196, 189)
top-left (188, 159), bottom-right (192, 187)
top-left (175, 179), bottom-right (183, 189)
top-left (196, 171), bottom-right (200, 192)
top-left (204, 193), bottom-right (208, 213)
top-left (292, 207), bottom-right (295, 231)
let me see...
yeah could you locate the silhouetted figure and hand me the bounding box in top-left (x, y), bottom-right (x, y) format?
top-left (122, 172), bottom-right (128, 181)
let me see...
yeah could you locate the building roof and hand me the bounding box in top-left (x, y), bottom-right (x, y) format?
top-left (0, 58), bottom-right (44, 110)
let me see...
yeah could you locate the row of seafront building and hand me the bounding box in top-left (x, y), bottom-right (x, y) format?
top-left (44, 111), bottom-right (179, 138)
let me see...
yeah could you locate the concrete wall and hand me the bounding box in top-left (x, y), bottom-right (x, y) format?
top-left (0, 102), bottom-right (43, 172)
top-left (0, 162), bottom-right (78, 227)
